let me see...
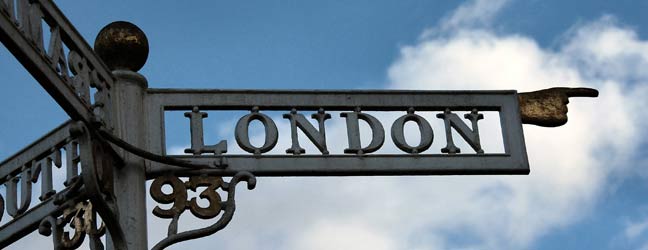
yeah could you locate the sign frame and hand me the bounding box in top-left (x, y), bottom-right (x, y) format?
top-left (145, 88), bottom-right (529, 178)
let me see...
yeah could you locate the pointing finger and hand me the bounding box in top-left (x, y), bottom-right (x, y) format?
top-left (563, 87), bottom-right (599, 98)
top-left (552, 88), bottom-right (598, 97)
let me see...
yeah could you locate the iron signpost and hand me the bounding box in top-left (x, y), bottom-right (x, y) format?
top-left (0, 1), bottom-right (597, 249)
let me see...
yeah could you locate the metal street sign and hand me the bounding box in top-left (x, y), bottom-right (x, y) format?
top-left (0, 0), bottom-right (122, 248)
top-left (145, 89), bottom-right (529, 177)
top-left (0, 0), bottom-right (114, 127)
top-left (0, 1), bottom-right (598, 249)
top-left (0, 121), bottom-right (125, 249)
top-left (0, 121), bottom-right (83, 247)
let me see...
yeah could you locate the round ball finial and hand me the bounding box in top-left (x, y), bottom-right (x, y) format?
top-left (94, 21), bottom-right (149, 72)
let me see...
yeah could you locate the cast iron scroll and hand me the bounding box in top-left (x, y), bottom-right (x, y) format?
top-left (74, 122), bottom-right (127, 250)
top-left (150, 172), bottom-right (257, 250)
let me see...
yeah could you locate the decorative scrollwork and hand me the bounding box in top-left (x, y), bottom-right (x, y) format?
top-left (150, 172), bottom-right (257, 250)
top-left (39, 201), bottom-right (106, 250)
top-left (76, 122), bottom-right (127, 250)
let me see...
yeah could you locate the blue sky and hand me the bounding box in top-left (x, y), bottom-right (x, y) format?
top-left (1, 0), bottom-right (648, 249)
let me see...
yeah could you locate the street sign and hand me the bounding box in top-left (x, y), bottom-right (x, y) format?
top-left (0, 121), bottom-right (83, 247)
top-left (0, 0), bottom-right (114, 127)
top-left (0, 121), bottom-right (125, 249)
top-left (0, 1), bottom-right (597, 249)
top-left (145, 89), bottom-right (529, 177)
top-left (0, 0), bottom-right (124, 248)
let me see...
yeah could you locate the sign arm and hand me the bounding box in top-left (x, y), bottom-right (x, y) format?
top-left (0, 119), bottom-right (126, 249)
top-left (0, 0), bottom-right (118, 130)
top-left (0, 11), bottom-right (94, 124)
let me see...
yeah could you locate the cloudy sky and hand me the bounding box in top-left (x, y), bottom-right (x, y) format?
top-left (1, 0), bottom-right (648, 249)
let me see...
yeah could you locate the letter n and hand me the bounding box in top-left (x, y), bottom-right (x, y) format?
top-left (283, 109), bottom-right (331, 155)
top-left (436, 109), bottom-right (484, 154)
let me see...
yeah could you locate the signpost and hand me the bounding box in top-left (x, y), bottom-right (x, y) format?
top-left (0, 1), bottom-right (598, 249)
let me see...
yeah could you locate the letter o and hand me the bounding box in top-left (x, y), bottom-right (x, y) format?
top-left (235, 112), bottom-right (279, 155)
top-left (391, 113), bottom-right (433, 154)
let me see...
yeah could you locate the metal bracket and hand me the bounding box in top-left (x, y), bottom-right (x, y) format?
top-left (149, 171), bottom-right (256, 250)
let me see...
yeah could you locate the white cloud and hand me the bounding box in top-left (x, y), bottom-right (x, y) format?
top-left (380, 5), bottom-right (648, 249)
top-left (171, 1), bottom-right (648, 250)
top-left (439, 0), bottom-right (510, 32)
top-left (612, 216), bottom-right (648, 250)
top-left (625, 218), bottom-right (648, 240)
top-left (290, 220), bottom-right (397, 250)
top-left (159, 12), bottom-right (648, 249)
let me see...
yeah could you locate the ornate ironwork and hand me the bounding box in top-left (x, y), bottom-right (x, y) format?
top-left (75, 122), bottom-right (126, 250)
top-left (39, 201), bottom-right (106, 250)
top-left (149, 172), bottom-right (256, 250)
top-left (0, 0), bottom-right (599, 248)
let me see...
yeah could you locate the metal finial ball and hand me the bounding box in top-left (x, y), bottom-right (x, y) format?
top-left (94, 21), bottom-right (149, 72)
